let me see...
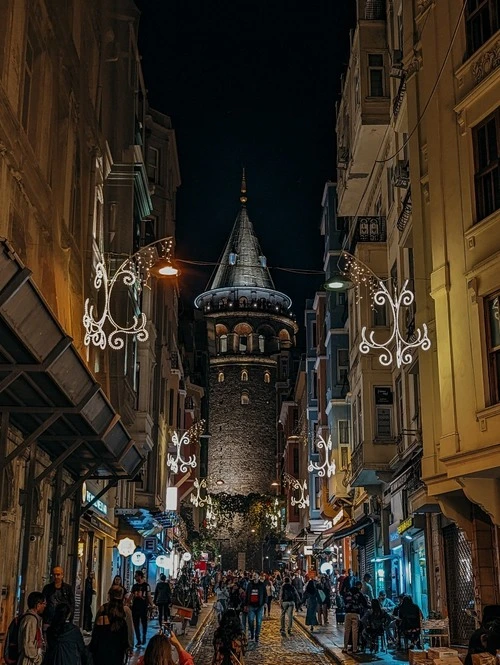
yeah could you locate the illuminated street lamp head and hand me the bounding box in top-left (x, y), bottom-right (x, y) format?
top-left (324, 276), bottom-right (351, 291)
top-left (271, 481), bottom-right (279, 487)
top-left (150, 257), bottom-right (179, 278)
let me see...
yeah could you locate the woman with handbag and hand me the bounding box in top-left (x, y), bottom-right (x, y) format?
top-left (303, 579), bottom-right (320, 633)
top-left (316, 578), bottom-right (329, 626)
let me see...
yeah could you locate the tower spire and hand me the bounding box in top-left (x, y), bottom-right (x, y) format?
top-left (240, 168), bottom-right (248, 206)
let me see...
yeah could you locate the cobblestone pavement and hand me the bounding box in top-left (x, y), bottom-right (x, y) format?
top-left (190, 612), bottom-right (336, 664)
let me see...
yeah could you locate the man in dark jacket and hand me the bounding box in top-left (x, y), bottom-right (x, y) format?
top-left (245, 572), bottom-right (266, 644)
top-left (154, 574), bottom-right (171, 627)
top-left (279, 576), bottom-right (300, 636)
top-left (342, 581), bottom-right (368, 653)
top-left (42, 567), bottom-right (75, 628)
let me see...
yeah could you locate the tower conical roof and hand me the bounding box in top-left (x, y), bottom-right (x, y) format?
top-left (207, 206), bottom-right (275, 290)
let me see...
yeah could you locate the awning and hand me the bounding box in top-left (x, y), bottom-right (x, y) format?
top-left (330, 516), bottom-right (374, 542)
top-left (0, 239), bottom-right (144, 479)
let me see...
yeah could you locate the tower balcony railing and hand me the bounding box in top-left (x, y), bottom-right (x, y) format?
top-left (201, 296), bottom-right (296, 321)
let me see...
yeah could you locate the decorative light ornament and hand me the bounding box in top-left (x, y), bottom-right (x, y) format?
top-left (155, 554), bottom-right (169, 568)
top-left (182, 552), bottom-right (192, 562)
top-left (117, 537), bottom-right (136, 557)
top-left (131, 551), bottom-right (146, 566)
top-left (83, 237), bottom-right (175, 350)
top-left (269, 498), bottom-right (280, 529)
top-left (190, 478), bottom-right (208, 508)
top-left (320, 562), bottom-right (334, 575)
top-left (284, 474), bottom-right (309, 509)
top-left (359, 280), bottom-right (431, 368)
top-left (308, 435), bottom-right (336, 478)
top-left (167, 430), bottom-right (198, 474)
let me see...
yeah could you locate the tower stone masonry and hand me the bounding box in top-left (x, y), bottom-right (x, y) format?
top-left (195, 173), bottom-right (297, 567)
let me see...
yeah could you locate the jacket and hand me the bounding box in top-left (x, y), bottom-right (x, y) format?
top-left (18, 610), bottom-right (43, 665)
top-left (279, 583), bottom-right (300, 604)
top-left (154, 581), bottom-right (172, 605)
top-left (44, 622), bottom-right (87, 665)
top-left (245, 581), bottom-right (266, 608)
top-left (41, 583), bottom-right (75, 625)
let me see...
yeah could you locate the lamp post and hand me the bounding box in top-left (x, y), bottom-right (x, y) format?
top-left (83, 237), bottom-right (178, 350)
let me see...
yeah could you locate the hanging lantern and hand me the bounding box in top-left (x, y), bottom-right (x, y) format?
top-left (117, 537), bottom-right (136, 557)
top-left (131, 551), bottom-right (146, 566)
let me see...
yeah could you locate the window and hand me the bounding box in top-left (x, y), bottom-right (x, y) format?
top-left (264, 371), bottom-right (271, 384)
top-left (218, 371), bottom-right (225, 383)
top-left (241, 369), bottom-right (248, 382)
top-left (146, 146), bottom-right (161, 183)
top-left (473, 110), bottom-right (500, 222)
top-left (313, 476), bottom-right (321, 511)
top-left (395, 376), bottom-right (404, 433)
top-left (337, 349), bottom-right (349, 384)
top-left (357, 393), bottom-right (363, 445)
top-left (311, 322), bottom-right (317, 348)
top-left (258, 335), bottom-right (265, 353)
top-left (487, 293), bottom-right (500, 404)
top-left (21, 22), bottom-right (36, 132)
top-left (340, 446), bottom-right (349, 470)
top-left (239, 335), bottom-right (247, 352)
top-left (368, 54), bottom-right (384, 97)
top-left (373, 303), bottom-right (388, 326)
top-left (241, 390), bottom-right (250, 405)
top-left (466, 0), bottom-right (500, 56)
top-left (338, 420), bottom-right (350, 445)
top-left (293, 446), bottom-right (299, 475)
top-left (219, 335), bottom-right (228, 353)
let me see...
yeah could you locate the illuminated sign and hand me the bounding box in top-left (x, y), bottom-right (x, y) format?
top-left (86, 490), bottom-right (107, 515)
top-left (304, 546), bottom-right (313, 556)
top-left (397, 517), bottom-right (413, 535)
top-left (332, 509), bottom-right (345, 526)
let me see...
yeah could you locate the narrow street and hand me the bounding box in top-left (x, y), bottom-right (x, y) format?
top-left (189, 613), bottom-right (335, 665)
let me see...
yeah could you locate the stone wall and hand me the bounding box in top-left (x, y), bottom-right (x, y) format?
top-left (208, 361), bottom-right (276, 496)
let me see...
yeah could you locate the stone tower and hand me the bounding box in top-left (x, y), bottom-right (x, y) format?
top-left (195, 174), bottom-right (297, 565)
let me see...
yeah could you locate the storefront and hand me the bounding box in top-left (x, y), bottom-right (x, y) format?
top-left (390, 516), bottom-right (429, 615)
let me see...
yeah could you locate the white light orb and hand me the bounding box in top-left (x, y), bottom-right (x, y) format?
top-left (320, 562), bottom-right (334, 575)
top-left (182, 552), bottom-right (192, 562)
top-left (117, 537), bottom-right (136, 557)
top-left (156, 555), bottom-right (169, 568)
top-left (131, 551), bottom-right (146, 566)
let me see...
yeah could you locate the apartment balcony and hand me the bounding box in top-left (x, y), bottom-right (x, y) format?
top-left (345, 438), bottom-right (395, 487)
top-left (336, 18), bottom-right (390, 215)
top-left (345, 215), bottom-right (387, 255)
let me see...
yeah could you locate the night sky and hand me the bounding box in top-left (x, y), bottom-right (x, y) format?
top-left (135, 0), bottom-right (355, 336)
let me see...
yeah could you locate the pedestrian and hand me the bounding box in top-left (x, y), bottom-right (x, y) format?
top-left (109, 575), bottom-right (128, 601)
top-left (154, 574), bottom-right (172, 628)
top-left (17, 591), bottom-right (45, 665)
top-left (303, 579), bottom-right (320, 633)
top-left (41, 567), bottom-right (75, 629)
top-left (360, 598), bottom-right (390, 653)
top-left (263, 574), bottom-right (274, 618)
top-left (336, 569), bottom-right (347, 595)
top-left (212, 609), bottom-right (246, 665)
top-left (279, 576), bottom-right (300, 636)
top-left (138, 632), bottom-right (194, 665)
top-left (214, 579), bottom-right (229, 623)
top-left (378, 591), bottom-right (396, 643)
top-left (245, 572), bottom-right (266, 644)
top-left (201, 573), bottom-right (211, 603)
top-left (342, 580), bottom-right (368, 653)
top-left (340, 568), bottom-right (354, 597)
top-left (44, 602), bottom-right (87, 665)
top-left (291, 571), bottom-right (304, 611)
top-left (89, 586), bottom-right (130, 665)
top-left (131, 570), bottom-right (153, 647)
top-left (316, 576), bottom-right (329, 626)
top-left (397, 595), bottom-right (423, 650)
top-left (82, 571), bottom-right (95, 633)
top-left (361, 573), bottom-right (374, 602)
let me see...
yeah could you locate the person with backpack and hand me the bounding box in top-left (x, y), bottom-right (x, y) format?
top-left (279, 576), bottom-right (300, 636)
top-left (16, 591), bottom-right (46, 665)
top-left (342, 580), bottom-right (368, 653)
top-left (44, 602), bottom-right (87, 665)
top-left (154, 574), bottom-right (172, 628)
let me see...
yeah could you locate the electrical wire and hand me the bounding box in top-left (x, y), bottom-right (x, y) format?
top-left (176, 258), bottom-right (325, 275)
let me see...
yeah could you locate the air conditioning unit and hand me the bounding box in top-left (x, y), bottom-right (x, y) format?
top-left (390, 50), bottom-right (405, 78)
top-left (392, 161), bottom-right (410, 188)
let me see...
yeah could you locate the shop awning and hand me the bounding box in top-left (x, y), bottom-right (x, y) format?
top-left (330, 516), bottom-right (374, 542)
top-left (0, 239), bottom-right (144, 479)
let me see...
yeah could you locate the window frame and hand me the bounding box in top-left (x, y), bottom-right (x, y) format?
top-left (486, 292), bottom-right (500, 404)
top-left (146, 145), bottom-right (161, 184)
top-left (472, 108), bottom-right (500, 223)
top-left (368, 53), bottom-right (385, 97)
top-left (466, 0), bottom-right (500, 56)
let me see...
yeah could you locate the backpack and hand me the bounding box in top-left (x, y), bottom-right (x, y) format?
top-left (3, 614), bottom-right (24, 664)
top-left (281, 584), bottom-right (296, 603)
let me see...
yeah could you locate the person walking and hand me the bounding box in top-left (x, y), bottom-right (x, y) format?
top-left (201, 573), bottom-right (211, 603)
top-left (154, 574), bottom-right (171, 628)
top-left (212, 609), bottom-right (246, 665)
top-left (303, 579), bottom-right (320, 633)
top-left (279, 576), bottom-right (300, 636)
top-left (137, 632), bottom-right (194, 665)
top-left (342, 581), bottom-right (368, 653)
top-left (340, 569), bottom-right (355, 597)
top-left (82, 571), bottom-right (95, 633)
top-left (44, 603), bottom-right (87, 665)
top-left (361, 573), bottom-right (374, 602)
top-left (263, 575), bottom-right (274, 619)
top-left (41, 568), bottom-right (75, 629)
top-left (89, 586), bottom-right (130, 665)
top-left (316, 577), bottom-right (329, 627)
top-left (291, 572), bottom-right (304, 611)
top-left (17, 592), bottom-right (45, 665)
top-left (245, 572), bottom-right (266, 645)
top-left (109, 575), bottom-right (128, 601)
top-left (131, 570), bottom-right (153, 647)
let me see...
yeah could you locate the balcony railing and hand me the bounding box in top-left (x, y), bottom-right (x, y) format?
top-left (397, 189), bottom-right (412, 232)
top-left (393, 76), bottom-right (407, 119)
top-left (345, 216), bottom-right (387, 254)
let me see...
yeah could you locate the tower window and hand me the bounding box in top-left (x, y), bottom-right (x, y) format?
top-left (241, 369), bottom-right (248, 382)
top-left (229, 252), bottom-right (238, 265)
top-left (264, 371), bottom-right (271, 384)
top-left (218, 371), bottom-right (225, 383)
top-left (258, 335), bottom-right (265, 353)
top-left (219, 335), bottom-right (228, 353)
top-left (241, 390), bottom-right (250, 405)
top-left (239, 335), bottom-right (247, 352)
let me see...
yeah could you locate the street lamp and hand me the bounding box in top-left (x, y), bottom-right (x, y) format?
top-left (83, 237), bottom-right (178, 350)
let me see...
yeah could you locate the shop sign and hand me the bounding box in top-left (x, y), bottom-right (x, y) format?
top-left (397, 517), bottom-right (413, 534)
top-left (115, 508), bottom-right (141, 516)
top-left (85, 490), bottom-right (107, 515)
top-left (303, 545), bottom-right (313, 555)
top-left (375, 387), bottom-right (393, 405)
